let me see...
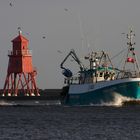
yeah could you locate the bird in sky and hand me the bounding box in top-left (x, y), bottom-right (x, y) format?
top-left (9, 0), bottom-right (15, 7)
top-left (64, 8), bottom-right (68, 11)
top-left (42, 36), bottom-right (46, 39)
top-left (9, 2), bottom-right (13, 7)
top-left (57, 50), bottom-right (62, 54)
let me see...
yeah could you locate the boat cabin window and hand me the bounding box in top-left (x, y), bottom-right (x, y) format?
top-left (95, 74), bottom-right (98, 77)
top-left (100, 72), bottom-right (103, 77)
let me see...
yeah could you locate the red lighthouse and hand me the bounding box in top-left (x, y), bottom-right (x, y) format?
top-left (3, 30), bottom-right (40, 96)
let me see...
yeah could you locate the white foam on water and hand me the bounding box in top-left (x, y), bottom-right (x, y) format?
top-left (0, 100), bottom-right (61, 106)
top-left (101, 92), bottom-right (134, 107)
top-left (0, 100), bottom-right (16, 106)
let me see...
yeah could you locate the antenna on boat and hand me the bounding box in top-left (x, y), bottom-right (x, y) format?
top-left (77, 12), bottom-right (91, 55)
top-left (78, 13), bottom-right (84, 50)
top-left (122, 28), bottom-right (140, 77)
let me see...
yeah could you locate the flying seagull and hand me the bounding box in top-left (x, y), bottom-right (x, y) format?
top-left (42, 36), bottom-right (46, 39)
top-left (9, 2), bottom-right (13, 7)
top-left (57, 50), bottom-right (62, 54)
top-left (64, 8), bottom-right (68, 11)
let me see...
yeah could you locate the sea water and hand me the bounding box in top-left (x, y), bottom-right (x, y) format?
top-left (0, 101), bottom-right (140, 140)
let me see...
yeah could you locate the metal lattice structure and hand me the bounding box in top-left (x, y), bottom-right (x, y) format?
top-left (3, 30), bottom-right (39, 96)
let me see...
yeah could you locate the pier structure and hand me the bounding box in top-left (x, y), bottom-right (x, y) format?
top-left (2, 30), bottom-right (40, 96)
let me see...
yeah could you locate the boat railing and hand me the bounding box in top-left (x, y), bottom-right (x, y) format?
top-left (64, 76), bottom-right (83, 85)
top-left (64, 75), bottom-right (97, 85)
top-left (64, 70), bottom-right (140, 85)
top-left (116, 70), bottom-right (140, 79)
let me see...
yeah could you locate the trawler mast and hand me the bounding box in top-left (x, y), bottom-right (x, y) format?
top-left (122, 29), bottom-right (140, 78)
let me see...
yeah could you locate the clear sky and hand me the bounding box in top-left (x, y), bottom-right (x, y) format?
top-left (0, 0), bottom-right (140, 89)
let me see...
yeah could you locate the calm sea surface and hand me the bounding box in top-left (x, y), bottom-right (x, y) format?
top-left (0, 103), bottom-right (140, 140)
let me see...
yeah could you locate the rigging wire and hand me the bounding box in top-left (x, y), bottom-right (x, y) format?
top-left (115, 51), bottom-right (126, 70)
top-left (111, 47), bottom-right (127, 60)
top-left (110, 47), bottom-right (128, 70)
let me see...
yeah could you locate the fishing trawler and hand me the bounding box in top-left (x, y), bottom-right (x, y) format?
top-left (60, 29), bottom-right (140, 106)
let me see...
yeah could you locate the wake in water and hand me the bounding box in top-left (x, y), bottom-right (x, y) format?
top-left (0, 100), bottom-right (61, 106)
top-left (101, 92), bottom-right (138, 107)
top-left (0, 93), bottom-right (139, 107)
top-left (0, 100), bottom-right (16, 106)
